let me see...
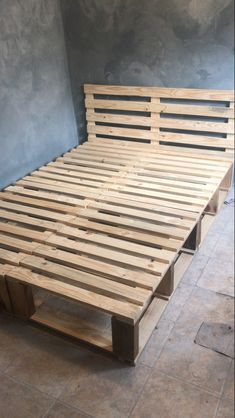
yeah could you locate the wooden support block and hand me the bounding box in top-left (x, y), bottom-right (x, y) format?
top-left (112, 317), bottom-right (139, 364)
top-left (156, 264), bottom-right (174, 298)
top-left (205, 189), bottom-right (219, 215)
top-left (220, 165), bottom-right (233, 191)
top-left (6, 279), bottom-right (35, 320)
top-left (0, 278), bottom-right (13, 313)
top-left (183, 219), bottom-right (202, 252)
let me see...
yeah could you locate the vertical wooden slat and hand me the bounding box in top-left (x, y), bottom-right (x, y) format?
top-left (150, 97), bottom-right (160, 145)
top-left (183, 218), bottom-right (202, 252)
top-left (86, 93), bottom-right (97, 142)
top-left (156, 264), bottom-right (174, 298)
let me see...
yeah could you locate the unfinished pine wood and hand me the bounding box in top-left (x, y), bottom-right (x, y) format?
top-left (0, 84), bottom-right (233, 363)
top-left (85, 84), bottom-right (234, 152)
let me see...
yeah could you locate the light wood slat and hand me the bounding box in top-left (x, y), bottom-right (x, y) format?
top-left (86, 138), bottom-right (234, 161)
top-left (71, 148), bottom-right (228, 173)
top-left (34, 245), bottom-right (158, 290)
top-left (66, 147), bottom-right (227, 177)
top-left (86, 201), bottom-right (193, 229)
top-left (46, 234), bottom-right (168, 275)
top-left (76, 208), bottom-right (187, 240)
top-left (57, 225), bottom-right (173, 262)
top-left (94, 194), bottom-right (199, 220)
top-left (159, 134), bottom-right (234, 149)
top-left (109, 184), bottom-right (209, 206)
top-left (57, 156), bottom-right (122, 171)
top-left (0, 234), bottom-right (40, 254)
top-left (82, 140), bottom-right (232, 165)
top-left (0, 191), bottom-right (81, 215)
top-left (48, 161), bottom-right (118, 176)
top-left (87, 112), bottom-right (153, 127)
top-left (86, 98), bottom-right (235, 118)
top-left (0, 223), bottom-right (52, 243)
top-left (87, 111), bottom-right (234, 133)
top-left (100, 189), bottom-right (201, 213)
top-left (84, 84), bottom-right (234, 101)
top-left (17, 179), bottom-right (99, 200)
top-left (0, 248), bottom-right (27, 266)
top-left (40, 166), bottom-right (110, 183)
top-left (0, 208), bottom-right (60, 232)
top-left (6, 266), bottom-right (142, 324)
top-left (74, 145), bottom-right (229, 171)
top-left (70, 217), bottom-right (180, 251)
top-left (31, 171), bottom-right (105, 189)
top-left (0, 200), bottom-right (76, 224)
top-left (20, 255), bottom-right (151, 306)
top-left (158, 119), bottom-right (234, 134)
top-left (88, 125), bottom-right (155, 141)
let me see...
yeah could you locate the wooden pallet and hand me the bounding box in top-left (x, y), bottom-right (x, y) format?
top-left (0, 85), bottom-right (234, 364)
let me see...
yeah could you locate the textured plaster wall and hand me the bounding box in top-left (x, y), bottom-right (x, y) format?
top-left (0, 0), bottom-right (78, 189)
top-left (61, 0), bottom-right (234, 141)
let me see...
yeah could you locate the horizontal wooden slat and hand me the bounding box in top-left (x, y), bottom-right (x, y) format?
top-left (6, 267), bottom-right (142, 323)
top-left (87, 124), bottom-right (155, 141)
top-left (86, 98), bottom-right (234, 118)
top-left (84, 84), bottom-right (234, 101)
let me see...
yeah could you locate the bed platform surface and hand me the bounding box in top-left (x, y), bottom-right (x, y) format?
top-left (0, 84), bottom-right (234, 363)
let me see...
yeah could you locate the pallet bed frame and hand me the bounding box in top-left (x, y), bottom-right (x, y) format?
top-left (0, 84), bottom-right (234, 364)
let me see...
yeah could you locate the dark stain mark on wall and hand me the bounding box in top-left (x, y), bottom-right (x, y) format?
top-left (60, 0), bottom-right (234, 142)
top-left (0, 0), bottom-right (78, 189)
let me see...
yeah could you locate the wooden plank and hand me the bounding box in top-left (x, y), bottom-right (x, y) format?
top-left (33, 244), bottom-right (159, 290)
top-left (46, 234), bottom-right (168, 275)
top-left (85, 98), bottom-right (235, 118)
top-left (112, 317), bottom-right (139, 363)
top-left (20, 255), bottom-right (151, 306)
top-left (5, 267), bottom-right (142, 323)
top-left (84, 84), bottom-right (234, 101)
top-left (88, 125), bottom-right (154, 141)
top-left (156, 264), bottom-right (174, 298)
top-left (6, 278), bottom-right (35, 319)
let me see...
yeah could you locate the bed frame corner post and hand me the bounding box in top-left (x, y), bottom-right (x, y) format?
top-left (112, 317), bottom-right (139, 364)
top-left (183, 217), bottom-right (202, 252)
top-left (5, 279), bottom-right (35, 320)
top-left (156, 264), bottom-right (174, 299)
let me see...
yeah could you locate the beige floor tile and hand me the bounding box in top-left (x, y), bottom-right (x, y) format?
top-left (216, 398), bottom-right (234, 418)
top-left (131, 371), bottom-right (219, 418)
top-left (181, 254), bottom-right (210, 285)
top-left (5, 328), bottom-right (85, 398)
top-left (138, 318), bottom-right (175, 368)
top-left (0, 375), bottom-right (53, 418)
top-left (155, 323), bottom-right (231, 394)
top-left (0, 314), bottom-right (34, 373)
top-left (161, 283), bottom-right (194, 323)
top-left (197, 258), bottom-right (234, 297)
top-left (223, 361), bottom-right (235, 401)
top-left (60, 354), bottom-right (151, 418)
top-left (45, 402), bottom-right (91, 418)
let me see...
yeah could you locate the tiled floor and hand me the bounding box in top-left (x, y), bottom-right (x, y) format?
top-left (0, 204), bottom-right (234, 418)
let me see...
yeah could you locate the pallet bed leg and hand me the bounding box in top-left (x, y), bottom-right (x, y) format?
top-left (220, 166), bottom-right (233, 191)
top-left (156, 265), bottom-right (174, 299)
top-left (112, 317), bottom-right (139, 364)
top-left (0, 279), bottom-right (13, 313)
top-left (6, 279), bottom-right (35, 320)
top-left (205, 189), bottom-right (219, 215)
top-left (183, 218), bottom-right (202, 252)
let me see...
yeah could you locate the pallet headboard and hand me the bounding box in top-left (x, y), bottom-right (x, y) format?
top-left (84, 84), bottom-right (234, 153)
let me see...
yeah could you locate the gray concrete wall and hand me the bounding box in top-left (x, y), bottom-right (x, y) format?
top-left (0, 0), bottom-right (78, 190)
top-left (61, 0), bottom-right (234, 142)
